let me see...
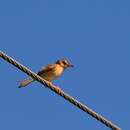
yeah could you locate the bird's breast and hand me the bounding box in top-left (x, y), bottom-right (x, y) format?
top-left (41, 65), bottom-right (64, 81)
top-left (53, 65), bottom-right (64, 77)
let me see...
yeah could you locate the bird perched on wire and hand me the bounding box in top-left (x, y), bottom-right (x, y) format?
top-left (18, 59), bottom-right (74, 90)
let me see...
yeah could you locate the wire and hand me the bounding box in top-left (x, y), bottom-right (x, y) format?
top-left (0, 51), bottom-right (121, 130)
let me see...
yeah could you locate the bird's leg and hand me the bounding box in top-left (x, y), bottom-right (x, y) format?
top-left (46, 82), bottom-right (62, 92)
top-left (54, 86), bottom-right (62, 92)
top-left (47, 82), bottom-right (53, 87)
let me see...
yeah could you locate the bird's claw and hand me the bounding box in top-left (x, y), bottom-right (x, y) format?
top-left (46, 82), bottom-right (62, 92)
top-left (55, 86), bottom-right (62, 92)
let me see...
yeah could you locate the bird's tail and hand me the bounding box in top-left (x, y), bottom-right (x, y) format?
top-left (18, 78), bottom-right (34, 88)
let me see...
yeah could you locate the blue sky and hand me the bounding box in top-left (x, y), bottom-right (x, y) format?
top-left (0, 0), bottom-right (129, 130)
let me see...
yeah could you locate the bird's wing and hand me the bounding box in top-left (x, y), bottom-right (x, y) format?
top-left (37, 64), bottom-right (56, 76)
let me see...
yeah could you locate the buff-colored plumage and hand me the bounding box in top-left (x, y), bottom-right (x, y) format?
top-left (18, 59), bottom-right (73, 88)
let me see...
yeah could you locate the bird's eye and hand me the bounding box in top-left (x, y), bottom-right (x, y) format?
top-left (62, 61), bottom-right (67, 65)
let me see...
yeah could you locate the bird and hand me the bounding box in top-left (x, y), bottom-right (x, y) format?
top-left (18, 59), bottom-right (74, 90)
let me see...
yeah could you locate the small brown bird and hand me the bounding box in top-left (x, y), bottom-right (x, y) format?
top-left (18, 59), bottom-right (74, 88)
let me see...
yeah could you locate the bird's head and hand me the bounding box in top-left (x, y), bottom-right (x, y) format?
top-left (56, 59), bottom-right (74, 69)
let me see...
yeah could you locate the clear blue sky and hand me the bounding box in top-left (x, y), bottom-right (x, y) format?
top-left (0, 0), bottom-right (129, 130)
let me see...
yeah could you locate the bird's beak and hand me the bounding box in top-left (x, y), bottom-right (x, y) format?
top-left (68, 64), bottom-right (74, 67)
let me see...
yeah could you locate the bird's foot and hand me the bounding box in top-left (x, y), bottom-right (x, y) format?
top-left (54, 86), bottom-right (62, 92)
top-left (47, 82), bottom-right (53, 87)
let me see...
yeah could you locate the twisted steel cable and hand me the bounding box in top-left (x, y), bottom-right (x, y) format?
top-left (0, 51), bottom-right (121, 130)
